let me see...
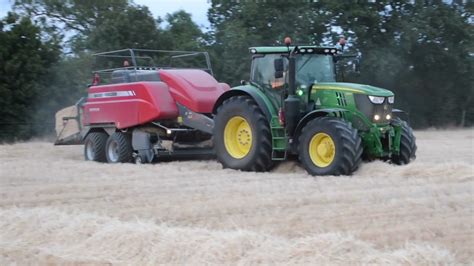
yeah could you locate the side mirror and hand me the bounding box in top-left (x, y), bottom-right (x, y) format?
top-left (275, 71), bottom-right (284, 79)
top-left (274, 58), bottom-right (284, 79)
top-left (274, 58), bottom-right (284, 72)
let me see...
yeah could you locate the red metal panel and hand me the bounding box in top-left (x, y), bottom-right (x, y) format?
top-left (158, 69), bottom-right (229, 113)
top-left (83, 82), bottom-right (178, 129)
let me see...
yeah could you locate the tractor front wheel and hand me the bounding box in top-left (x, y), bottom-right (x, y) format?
top-left (298, 117), bottom-right (362, 176)
top-left (391, 120), bottom-right (417, 165)
top-left (105, 132), bottom-right (133, 163)
top-left (214, 96), bottom-right (272, 172)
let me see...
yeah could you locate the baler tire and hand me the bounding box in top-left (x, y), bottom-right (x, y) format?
top-left (84, 132), bottom-right (108, 162)
top-left (105, 132), bottom-right (133, 163)
top-left (298, 117), bottom-right (362, 176)
top-left (214, 95), bottom-right (272, 172)
top-left (391, 120), bottom-right (417, 165)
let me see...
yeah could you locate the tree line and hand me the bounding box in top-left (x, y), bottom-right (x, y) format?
top-left (0, 0), bottom-right (472, 142)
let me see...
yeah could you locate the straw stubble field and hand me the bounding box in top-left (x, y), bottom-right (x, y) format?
top-left (0, 129), bottom-right (472, 264)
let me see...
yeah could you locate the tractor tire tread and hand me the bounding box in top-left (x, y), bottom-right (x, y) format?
top-left (298, 117), bottom-right (362, 176)
top-left (84, 132), bottom-right (108, 162)
top-left (392, 120), bottom-right (417, 165)
top-left (215, 95), bottom-right (273, 172)
top-left (106, 132), bottom-right (133, 163)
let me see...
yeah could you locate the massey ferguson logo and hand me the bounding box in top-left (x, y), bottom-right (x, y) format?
top-left (88, 90), bottom-right (136, 99)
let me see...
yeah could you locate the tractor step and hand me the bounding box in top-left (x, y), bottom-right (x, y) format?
top-left (271, 150), bottom-right (287, 161)
top-left (270, 116), bottom-right (287, 160)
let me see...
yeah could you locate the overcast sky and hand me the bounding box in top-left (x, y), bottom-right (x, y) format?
top-left (0, 0), bottom-right (211, 29)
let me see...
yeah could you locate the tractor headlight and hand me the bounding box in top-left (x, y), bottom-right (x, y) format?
top-left (388, 96), bottom-right (395, 104)
top-left (368, 96), bottom-right (385, 104)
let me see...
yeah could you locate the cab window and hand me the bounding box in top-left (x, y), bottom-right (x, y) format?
top-left (251, 54), bottom-right (287, 90)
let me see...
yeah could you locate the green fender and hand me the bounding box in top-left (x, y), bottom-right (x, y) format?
top-left (293, 108), bottom-right (350, 142)
top-left (212, 85), bottom-right (277, 120)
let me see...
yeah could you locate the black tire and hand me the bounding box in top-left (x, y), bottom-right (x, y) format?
top-left (214, 95), bottom-right (272, 172)
top-left (105, 132), bottom-right (133, 163)
top-left (351, 133), bottom-right (364, 173)
top-left (391, 120), bottom-right (417, 165)
top-left (84, 132), bottom-right (108, 162)
top-left (298, 117), bottom-right (363, 176)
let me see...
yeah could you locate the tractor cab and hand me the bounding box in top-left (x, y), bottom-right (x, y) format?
top-left (249, 45), bottom-right (340, 111)
top-left (250, 46), bottom-right (338, 89)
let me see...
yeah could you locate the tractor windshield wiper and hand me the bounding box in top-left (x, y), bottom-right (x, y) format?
top-left (297, 56), bottom-right (312, 73)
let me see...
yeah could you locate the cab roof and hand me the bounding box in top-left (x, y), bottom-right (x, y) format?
top-left (249, 46), bottom-right (340, 55)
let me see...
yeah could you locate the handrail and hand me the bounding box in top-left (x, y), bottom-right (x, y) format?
top-left (92, 48), bottom-right (213, 76)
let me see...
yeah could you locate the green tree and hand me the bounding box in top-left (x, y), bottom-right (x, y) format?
top-left (208, 0), bottom-right (473, 127)
top-left (163, 10), bottom-right (204, 50)
top-left (0, 13), bottom-right (61, 141)
top-left (84, 5), bottom-right (167, 52)
top-left (14, 0), bottom-right (167, 53)
top-left (328, 1), bottom-right (473, 127)
top-left (208, 1), bottom-right (333, 86)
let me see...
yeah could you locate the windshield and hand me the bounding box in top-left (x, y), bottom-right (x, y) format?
top-left (251, 53), bottom-right (336, 90)
top-left (296, 54), bottom-right (335, 85)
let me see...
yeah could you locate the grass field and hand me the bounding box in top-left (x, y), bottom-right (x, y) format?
top-left (0, 129), bottom-right (472, 264)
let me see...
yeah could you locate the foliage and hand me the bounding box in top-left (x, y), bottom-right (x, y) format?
top-left (0, 13), bottom-right (61, 141)
top-left (0, 0), bottom-right (472, 141)
top-left (163, 10), bottom-right (204, 50)
top-left (208, 0), bottom-right (473, 127)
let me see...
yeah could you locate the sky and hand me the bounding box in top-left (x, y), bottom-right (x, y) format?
top-left (0, 0), bottom-right (211, 29)
top-left (135, 0), bottom-right (211, 29)
top-left (0, 0), bottom-right (12, 18)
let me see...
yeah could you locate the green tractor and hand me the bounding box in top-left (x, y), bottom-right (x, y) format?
top-left (212, 38), bottom-right (416, 175)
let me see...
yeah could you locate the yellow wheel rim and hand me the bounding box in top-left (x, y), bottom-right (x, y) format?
top-left (309, 133), bottom-right (335, 167)
top-left (224, 116), bottom-right (252, 159)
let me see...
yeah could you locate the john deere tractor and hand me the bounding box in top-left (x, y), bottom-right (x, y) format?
top-left (212, 38), bottom-right (416, 175)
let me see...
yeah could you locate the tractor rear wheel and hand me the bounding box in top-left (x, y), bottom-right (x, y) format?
top-left (298, 117), bottom-right (362, 176)
top-left (84, 132), bottom-right (108, 162)
top-left (214, 96), bottom-right (272, 172)
top-left (105, 132), bottom-right (133, 163)
top-left (391, 120), bottom-right (417, 165)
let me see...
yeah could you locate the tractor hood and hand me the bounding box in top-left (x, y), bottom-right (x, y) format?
top-left (313, 82), bottom-right (394, 97)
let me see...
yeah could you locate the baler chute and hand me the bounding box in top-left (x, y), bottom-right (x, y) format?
top-left (54, 98), bottom-right (85, 145)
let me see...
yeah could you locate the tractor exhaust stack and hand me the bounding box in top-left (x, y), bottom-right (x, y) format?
top-left (284, 37), bottom-right (300, 137)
